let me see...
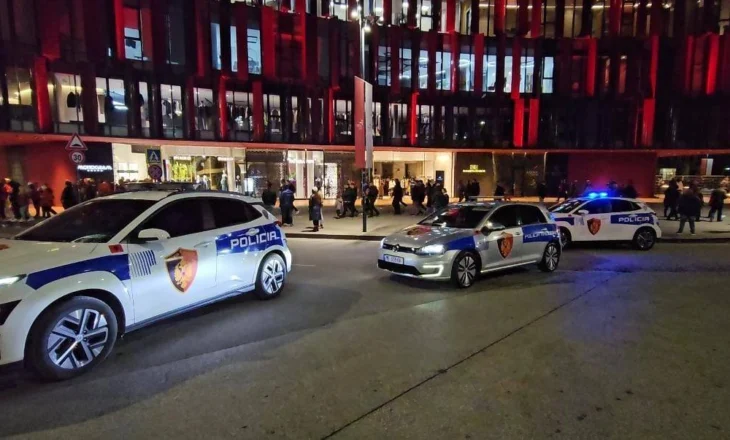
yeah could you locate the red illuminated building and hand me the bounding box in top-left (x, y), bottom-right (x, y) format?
top-left (1, 0), bottom-right (729, 198)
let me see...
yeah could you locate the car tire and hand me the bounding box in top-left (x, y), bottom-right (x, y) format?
top-left (633, 228), bottom-right (656, 251)
top-left (254, 252), bottom-right (287, 300)
top-left (26, 296), bottom-right (118, 381)
top-left (559, 227), bottom-right (572, 248)
top-left (451, 251), bottom-right (479, 289)
top-left (538, 242), bottom-right (561, 272)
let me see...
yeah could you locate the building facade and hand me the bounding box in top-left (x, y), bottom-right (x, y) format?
top-left (1, 0), bottom-right (729, 198)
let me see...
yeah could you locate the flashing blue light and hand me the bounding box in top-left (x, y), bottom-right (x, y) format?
top-left (588, 192), bottom-right (598, 198)
top-left (599, 192), bottom-right (608, 197)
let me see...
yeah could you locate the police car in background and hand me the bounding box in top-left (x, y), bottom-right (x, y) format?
top-left (549, 193), bottom-right (661, 250)
top-left (378, 202), bottom-right (562, 288)
top-left (0, 188), bottom-right (291, 380)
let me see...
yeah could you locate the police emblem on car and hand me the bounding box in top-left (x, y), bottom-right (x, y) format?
top-left (378, 202), bottom-right (561, 289)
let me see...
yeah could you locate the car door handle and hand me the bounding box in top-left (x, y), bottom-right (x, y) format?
top-left (194, 241), bottom-right (213, 249)
top-left (247, 228), bottom-right (260, 235)
top-left (514, 232), bottom-right (522, 236)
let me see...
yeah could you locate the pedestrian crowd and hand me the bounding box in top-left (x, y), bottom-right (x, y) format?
top-left (663, 176), bottom-right (727, 235)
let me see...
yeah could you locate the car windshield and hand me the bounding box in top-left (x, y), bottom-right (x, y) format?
top-left (549, 199), bottom-right (584, 214)
top-left (419, 206), bottom-right (492, 228)
top-left (15, 199), bottom-right (156, 243)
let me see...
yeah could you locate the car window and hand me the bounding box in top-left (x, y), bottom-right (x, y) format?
top-left (583, 200), bottom-right (612, 214)
top-left (488, 206), bottom-right (520, 228)
top-left (519, 205), bottom-right (546, 225)
top-left (15, 199), bottom-right (156, 243)
top-left (611, 199), bottom-right (639, 213)
top-left (209, 198), bottom-right (262, 229)
top-left (141, 199), bottom-right (209, 238)
top-left (549, 199), bottom-right (584, 213)
top-left (419, 206), bottom-right (492, 228)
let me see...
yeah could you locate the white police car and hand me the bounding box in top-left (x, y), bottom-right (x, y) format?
top-left (378, 202), bottom-right (562, 288)
top-left (549, 193), bottom-right (661, 250)
top-left (0, 189), bottom-right (291, 380)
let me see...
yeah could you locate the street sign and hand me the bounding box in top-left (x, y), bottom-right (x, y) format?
top-left (146, 148), bottom-right (161, 165)
top-left (65, 134), bottom-right (88, 151)
top-left (148, 164), bottom-right (163, 181)
top-left (69, 151), bottom-right (86, 164)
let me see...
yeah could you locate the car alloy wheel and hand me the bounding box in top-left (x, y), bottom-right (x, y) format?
top-left (635, 229), bottom-right (655, 250)
top-left (456, 254), bottom-right (477, 288)
top-left (539, 243), bottom-right (560, 272)
top-left (255, 253), bottom-right (286, 299)
top-left (47, 309), bottom-right (110, 370)
top-left (559, 228), bottom-right (570, 247)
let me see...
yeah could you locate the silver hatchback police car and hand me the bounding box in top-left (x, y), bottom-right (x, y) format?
top-left (377, 202), bottom-right (562, 288)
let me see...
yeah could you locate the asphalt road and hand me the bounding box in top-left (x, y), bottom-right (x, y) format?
top-left (1, 240), bottom-right (728, 439)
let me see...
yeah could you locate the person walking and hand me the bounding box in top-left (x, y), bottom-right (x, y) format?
top-left (537, 181), bottom-right (547, 203)
top-left (425, 181), bottom-right (434, 213)
top-left (471, 179), bottom-right (481, 198)
top-left (366, 182), bottom-right (380, 217)
top-left (308, 189), bottom-right (322, 232)
top-left (690, 183), bottom-right (703, 222)
top-left (5, 178), bottom-right (21, 220)
top-left (623, 180), bottom-right (638, 199)
top-left (40, 184), bottom-right (56, 218)
top-left (677, 188), bottom-right (701, 235)
top-left (392, 179), bottom-right (405, 215)
top-left (61, 180), bottom-right (77, 210)
top-left (494, 181), bottom-right (506, 199)
top-left (708, 185), bottom-right (727, 222)
top-left (28, 183), bottom-right (42, 218)
top-left (433, 184), bottom-right (449, 211)
top-left (261, 181), bottom-right (277, 213)
top-left (279, 184), bottom-right (295, 226)
top-left (457, 180), bottom-right (466, 202)
top-left (664, 180), bottom-right (680, 219)
top-left (17, 186), bottom-right (30, 222)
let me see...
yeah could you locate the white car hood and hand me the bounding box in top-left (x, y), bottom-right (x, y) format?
top-left (0, 239), bottom-right (97, 277)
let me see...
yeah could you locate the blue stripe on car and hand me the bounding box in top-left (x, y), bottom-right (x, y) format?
top-left (610, 214), bottom-right (654, 225)
top-left (216, 223), bottom-right (284, 254)
top-left (447, 236), bottom-right (476, 251)
top-left (522, 224), bottom-right (558, 243)
top-left (26, 255), bottom-right (131, 290)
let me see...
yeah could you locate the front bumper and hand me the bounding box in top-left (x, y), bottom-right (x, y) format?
top-left (377, 249), bottom-right (457, 281)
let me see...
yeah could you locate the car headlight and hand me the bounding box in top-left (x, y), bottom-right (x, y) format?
top-left (416, 244), bottom-right (446, 256)
top-left (380, 238), bottom-right (386, 249)
top-left (0, 275), bottom-right (24, 286)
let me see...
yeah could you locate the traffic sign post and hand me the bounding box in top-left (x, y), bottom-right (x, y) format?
top-left (148, 164), bottom-right (163, 181)
top-left (65, 134), bottom-right (88, 151)
top-left (69, 151), bottom-right (86, 165)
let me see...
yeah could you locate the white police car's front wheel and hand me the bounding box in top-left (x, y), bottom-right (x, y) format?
top-left (538, 242), bottom-right (561, 272)
top-left (451, 252), bottom-right (479, 288)
top-left (27, 296), bottom-right (118, 381)
top-left (255, 253), bottom-right (286, 299)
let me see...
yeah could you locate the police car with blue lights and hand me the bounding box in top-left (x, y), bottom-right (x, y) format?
top-left (378, 202), bottom-right (562, 288)
top-left (0, 186), bottom-right (291, 380)
top-left (548, 193), bottom-right (661, 250)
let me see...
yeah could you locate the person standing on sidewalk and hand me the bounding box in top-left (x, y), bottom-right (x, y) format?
top-left (433, 184), bottom-right (449, 211)
top-left (677, 188), bottom-right (701, 235)
top-left (308, 189), bottom-right (322, 232)
top-left (708, 185), bottom-right (727, 222)
top-left (61, 180), bottom-right (77, 210)
top-left (366, 182), bottom-right (380, 217)
top-left (5, 178), bottom-right (21, 220)
top-left (279, 184), bottom-right (295, 226)
top-left (537, 181), bottom-right (547, 203)
top-left (17, 186), bottom-right (30, 222)
top-left (28, 183), bottom-right (42, 218)
top-left (40, 184), bottom-right (56, 218)
top-left (261, 181), bottom-right (277, 214)
top-left (392, 179), bottom-right (405, 215)
top-left (457, 180), bottom-right (466, 202)
top-left (664, 180), bottom-right (680, 220)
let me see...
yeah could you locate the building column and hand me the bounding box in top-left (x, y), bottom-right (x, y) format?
top-left (391, 27), bottom-right (401, 94)
top-left (427, 31), bottom-right (437, 92)
top-left (409, 92), bottom-right (418, 146)
top-left (518, 0), bottom-right (530, 35)
top-left (649, 0), bottom-right (664, 36)
top-left (217, 75), bottom-right (228, 140)
top-left (705, 34), bottom-right (720, 95)
top-left (608, 0), bottom-right (622, 36)
top-left (527, 98), bottom-right (540, 146)
top-left (234, 5), bottom-right (249, 81)
top-left (326, 88), bottom-right (334, 144)
top-left (450, 32), bottom-right (459, 93)
top-left (446, 0), bottom-right (456, 32)
top-left (194, 0), bottom-right (212, 77)
top-left (495, 0), bottom-right (506, 34)
top-left (219, 0), bottom-right (232, 75)
top-left (474, 33), bottom-right (484, 93)
top-left (531, 0), bottom-right (542, 37)
top-left (296, 0), bottom-right (307, 81)
top-left (513, 99), bottom-right (524, 147)
top-left (511, 37), bottom-right (521, 99)
top-left (585, 38), bottom-right (597, 97)
top-left (80, 67), bottom-right (98, 135)
top-left (37, 0), bottom-right (61, 60)
top-left (33, 57), bottom-right (52, 133)
top-left (719, 33), bottom-right (730, 93)
top-left (183, 77), bottom-right (196, 138)
top-left (496, 35), bottom-right (506, 95)
top-left (383, 0), bottom-right (392, 25)
top-left (113, 0), bottom-right (126, 61)
top-left (252, 80), bottom-right (264, 141)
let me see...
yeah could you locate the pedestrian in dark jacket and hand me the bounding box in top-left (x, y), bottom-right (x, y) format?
top-left (708, 186), bottom-right (726, 222)
top-left (691, 183), bottom-right (704, 222)
top-left (61, 180), bottom-right (77, 209)
top-left (366, 183), bottom-right (380, 217)
top-left (5, 178), bottom-right (21, 220)
top-left (308, 189), bottom-right (322, 232)
top-left (343, 183), bottom-right (358, 217)
top-left (622, 181), bottom-right (638, 199)
top-left (392, 179), bottom-right (406, 215)
top-left (433, 185), bottom-right (449, 210)
top-left (28, 183), bottom-right (42, 218)
top-left (425, 181), bottom-right (434, 212)
top-left (537, 182), bottom-right (547, 203)
top-left (677, 189), bottom-right (701, 234)
top-left (261, 181), bottom-right (277, 212)
top-left (279, 186), bottom-right (295, 226)
top-left (664, 181), bottom-right (680, 220)
top-left (457, 180), bottom-right (466, 202)
top-left (494, 182), bottom-right (506, 198)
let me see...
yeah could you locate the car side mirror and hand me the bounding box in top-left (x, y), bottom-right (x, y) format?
top-left (577, 209), bottom-right (589, 216)
top-left (137, 228), bottom-right (170, 242)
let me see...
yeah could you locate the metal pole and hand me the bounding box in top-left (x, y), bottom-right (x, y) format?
top-left (360, 0), bottom-right (367, 233)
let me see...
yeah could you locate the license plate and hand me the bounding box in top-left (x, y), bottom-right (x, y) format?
top-left (383, 254), bottom-right (404, 265)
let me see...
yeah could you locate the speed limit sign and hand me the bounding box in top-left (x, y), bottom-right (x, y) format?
top-left (69, 151), bottom-right (86, 164)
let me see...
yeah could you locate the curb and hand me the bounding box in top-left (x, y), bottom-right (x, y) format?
top-left (286, 233), bottom-right (730, 244)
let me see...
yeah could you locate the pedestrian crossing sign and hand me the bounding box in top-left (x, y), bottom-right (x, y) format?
top-left (146, 149), bottom-right (162, 165)
top-left (65, 134), bottom-right (88, 151)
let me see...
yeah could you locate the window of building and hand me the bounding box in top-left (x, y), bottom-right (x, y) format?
top-left (330, 0), bottom-right (348, 20)
top-left (542, 56), bottom-right (554, 94)
top-left (373, 101), bottom-right (384, 140)
top-left (50, 73), bottom-right (83, 133)
top-left (389, 103), bottom-right (408, 140)
top-left (400, 46), bottom-right (413, 88)
top-left (483, 53), bottom-right (497, 92)
top-left (160, 84), bottom-right (183, 138)
top-left (248, 23), bottom-right (262, 74)
top-left (166, 0), bottom-right (186, 65)
top-left (458, 0), bottom-right (471, 34)
top-left (459, 50), bottom-right (475, 92)
top-left (478, 0), bottom-right (496, 36)
top-left (417, 0), bottom-right (435, 31)
top-left (419, 50), bottom-right (429, 89)
top-left (436, 51), bottom-right (451, 90)
top-left (505, 0), bottom-right (518, 35)
top-left (334, 99), bottom-right (352, 139)
top-left (541, 0), bottom-right (557, 37)
top-left (10, 0), bottom-right (37, 49)
top-left (417, 105), bottom-right (434, 144)
top-left (211, 11), bottom-right (222, 70)
top-left (194, 88), bottom-right (215, 139)
top-left (227, 91), bottom-right (253, 141)
top-left (591, 0), bottom-right (609, 37)
top-left (96, 77), bottom-right (128, 136)
top-left (264, 94), bottom-right (283, 142)
top-left (123, 0), bottom-right (152, 61)
top-left (377, 45), bottom-right (392, 86)
top-left (452, 106), bottom-right (469, 141)
top-left (5, 67), bottom-right (34, 132)
top-left (504, 55), bottom-right (513, 93)
top-left (392, 0), bottom-right (408, 25)
top-left (58, 0), bottom-right (88, 61)
top-left (139, 81), bottom-right (151, 137)
top-left (721, 0), bottom-right (730, 34)
top-left (563, 0), bottom-right (583, 37)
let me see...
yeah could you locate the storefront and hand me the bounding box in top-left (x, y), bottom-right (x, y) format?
top-left (373, 151), bottom-right (455, 196)
top-left (161, 145), bottom-right (243, 191)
